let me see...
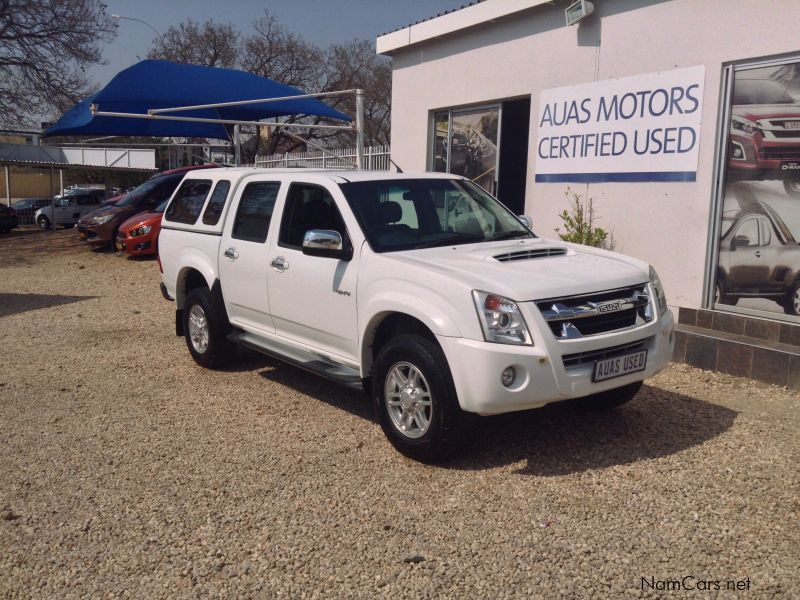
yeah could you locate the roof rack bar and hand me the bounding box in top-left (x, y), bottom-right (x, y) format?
top-left (91, 108), bottom-right (354, 131)
top-left (148, 89), bottom-right (359, 115)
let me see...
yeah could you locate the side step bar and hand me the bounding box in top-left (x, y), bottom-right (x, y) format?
top-left (230, 330), bottom-right (363, 390)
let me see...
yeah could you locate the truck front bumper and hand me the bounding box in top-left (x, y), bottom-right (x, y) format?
top-left (438, 309), bottom-right (674, 415)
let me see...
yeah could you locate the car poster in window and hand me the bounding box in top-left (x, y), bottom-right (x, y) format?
top-left (715, 60), bottom-right (800, 319)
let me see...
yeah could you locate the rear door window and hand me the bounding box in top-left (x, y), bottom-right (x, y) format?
top-left (232, 182), bottom-right (281, 243)
top-left (202, 180), bottom-right (231, 225)
top-left (165, 179), bottom-right (212, 224)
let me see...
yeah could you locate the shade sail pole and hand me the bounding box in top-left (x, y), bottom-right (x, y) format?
top-left (234, 124), bottom-right (241, 167)
top-left (355, 89), bottom-right (365, 170)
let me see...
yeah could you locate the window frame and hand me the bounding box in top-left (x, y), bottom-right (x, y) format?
top-left (230, 180), bottom-right (282, 244)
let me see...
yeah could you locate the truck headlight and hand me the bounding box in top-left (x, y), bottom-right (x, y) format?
top-left (731, 115), bottom-right (759, 137)
top-left (472, 291), bottom-right (532, 345)
top-left (649, 266), bottom-right (668, 316)
top-left (91, 214), bottom-right (114, 225)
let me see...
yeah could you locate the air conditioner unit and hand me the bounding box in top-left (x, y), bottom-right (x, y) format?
top-left (566, 0), bottom-right (594, 26)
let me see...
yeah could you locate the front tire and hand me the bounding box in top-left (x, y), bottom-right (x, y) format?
top-left (714, 277), bottom-right (736, 306)
top-left (373, 334), bottom-right (471, 462)
top-left (782, 281), bottom-right (800, 316)
top-left (577, 381), bottom-right (643, 411)
top-left (37, 215), bottom-right (50, 230)
top-left (183, 287), bottom-right (234, 369)
top-left (783, 180), bottom-right (800, 198)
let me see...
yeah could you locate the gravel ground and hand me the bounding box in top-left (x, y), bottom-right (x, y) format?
top-left (0, 228), bottom-right (798, 598)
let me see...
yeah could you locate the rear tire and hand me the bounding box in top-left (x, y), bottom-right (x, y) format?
top-left (577, 381), bottom-right (643, 411)
top-left (183, 287), bottom-right (235, 369)
top-left (373, 334), bottom-right (472, 462)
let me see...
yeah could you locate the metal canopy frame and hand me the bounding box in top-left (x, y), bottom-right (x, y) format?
top-left (90, 88), bottom-right (365, 168)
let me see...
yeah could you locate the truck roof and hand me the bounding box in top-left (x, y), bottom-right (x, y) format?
top-left (180, 167), bottom-right (462, 184)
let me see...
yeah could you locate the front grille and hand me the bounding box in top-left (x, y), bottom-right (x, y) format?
top-left (562, 337), bottom-right (652, 369)
top-left (536, 284), bottom-right (651, 339)
top-left (759, 146), bottom-right (800, 160)
top-left (768, 130), bottom-right (800, 139)
top-left (494, 248), bottom-right (567, 262)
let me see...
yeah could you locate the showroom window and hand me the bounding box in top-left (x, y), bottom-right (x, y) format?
top-left (430, 105), bottom-right (500, 195)
top-left (430, 98), bottom-right (530, 216)
top-left (708, 54), bottom-right (800, 321)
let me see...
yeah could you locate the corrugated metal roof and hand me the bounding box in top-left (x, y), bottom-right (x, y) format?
top-left (0, 143), bottom-right (156, 171)
top-left (379, 1), bottom-right (483, 37)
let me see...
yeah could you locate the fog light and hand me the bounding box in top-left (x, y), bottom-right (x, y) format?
top-left (501, 366), bottom-right (516, 387)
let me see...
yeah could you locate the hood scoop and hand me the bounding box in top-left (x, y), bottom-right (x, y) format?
top-left (494, 248), bottom-right (567, 262)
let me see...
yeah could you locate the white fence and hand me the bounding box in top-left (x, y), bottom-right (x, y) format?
top-left (255, 145), bottom-right (390, 170)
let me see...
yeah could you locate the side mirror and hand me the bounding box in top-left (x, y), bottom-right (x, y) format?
top-left (302, 229), bottom-right (353, 261)
top-left (518, 215), bottom-right (533, 229)
top-left (731, 235), bottom-right (750, 250)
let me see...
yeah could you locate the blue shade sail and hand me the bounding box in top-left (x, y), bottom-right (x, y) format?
top-left (45, 60), bottom-right (351, 140)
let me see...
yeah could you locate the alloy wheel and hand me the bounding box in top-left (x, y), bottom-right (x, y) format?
top-left (188, 304), bottom-right (209, 354)
top-left (384, 361), bottom-right (433, 439)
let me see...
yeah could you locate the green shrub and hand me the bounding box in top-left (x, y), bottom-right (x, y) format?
top-left (555, 188), bottom-right (614, 250)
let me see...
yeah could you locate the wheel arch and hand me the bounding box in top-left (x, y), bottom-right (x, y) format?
top-left (361, 311), bottom-right (442, 378)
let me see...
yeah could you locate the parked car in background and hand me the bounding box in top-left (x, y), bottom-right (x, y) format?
top-left (11, 198), bottom-right (51, 225)
top-left (728, 76), bottom-right (800, 196)
top-left (77, 164), bottom-right (218, 249)
top-left (0, 204), bottom-right (18, 233)
top-left (116, 199), bottom-right (168, 256)
top-left (717, 198), bottom-right (800, 314)
top-left (102, 193), bottom-right (126, 206)
top-left (35, 190), bottom-right (105, 229)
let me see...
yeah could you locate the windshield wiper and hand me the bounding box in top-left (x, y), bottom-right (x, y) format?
top-left (490, 230), bottom-right (533, 241)
top-left (415, 233), bottom-right (485, 249)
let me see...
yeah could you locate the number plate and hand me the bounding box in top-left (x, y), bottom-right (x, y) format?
top-left (780, 161), bottom-right (800, 172)
top-left (592, 350), bottom-right (647, 382)
top-left (79, 231), bottom-right (86, 241)
top-left (785, 121), bottom-right (800, 129)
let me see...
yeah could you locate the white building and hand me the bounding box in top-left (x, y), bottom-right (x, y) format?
top-left (378, 0), bottom-right (800, 386)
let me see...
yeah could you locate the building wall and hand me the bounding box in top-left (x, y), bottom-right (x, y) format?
top-left (0, 168), bottom-right (56, 200)
top-left (386, 0), bottom-right (800, 310)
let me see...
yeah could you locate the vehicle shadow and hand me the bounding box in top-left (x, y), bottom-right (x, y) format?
top-left (447, 385), bottom-right (738, 476)
top-left (251, 357), bottom-right (738, 475)
top-left (255, 357), bottom-right (373, 420)
top-left (0, 292), bottom-right (96, 319)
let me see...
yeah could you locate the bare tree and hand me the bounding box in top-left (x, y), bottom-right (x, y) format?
top-left (147, 19), bottom-right (238, 68)
top-left (145, 13), bottom-right (392, 157)
top-left (321, 40), bottom-right (392, 147)
top-left (0, 0), bottom-right (116, 128)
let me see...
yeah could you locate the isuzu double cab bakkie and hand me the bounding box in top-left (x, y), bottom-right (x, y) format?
top-left (158, 168), bottom-right (674, 461)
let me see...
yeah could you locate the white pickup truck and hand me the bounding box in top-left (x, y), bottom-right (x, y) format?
top-left (158, 168), bottom-right (674, 461)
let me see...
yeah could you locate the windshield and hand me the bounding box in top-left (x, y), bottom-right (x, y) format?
top-left (154, 199), bottom-right (169, 213)
top-left (733, 79), bottom-right (795, 105)
top-left (339, 178), bottom-right (533, 252)
top-left (116, 173), bottom-right (182, 208)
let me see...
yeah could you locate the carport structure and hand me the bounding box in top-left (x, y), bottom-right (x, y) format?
top-left (44, 60), bottom-right (363, 168)
top-left (0, 142), bottom-right (156, 207)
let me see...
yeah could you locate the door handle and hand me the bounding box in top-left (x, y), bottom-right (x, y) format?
top-left (755, 251), bottom-right (761, 258)
top-left (223, 247), bottom-right (239, 261)
top-left (270, 256), bottom-right (289, 272)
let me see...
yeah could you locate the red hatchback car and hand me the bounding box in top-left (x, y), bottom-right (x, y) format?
top-left (116, 199), bottom-right (167, 256)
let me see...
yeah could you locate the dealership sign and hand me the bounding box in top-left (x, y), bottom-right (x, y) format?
top-left (534, 66), bottom-right (705, 183)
